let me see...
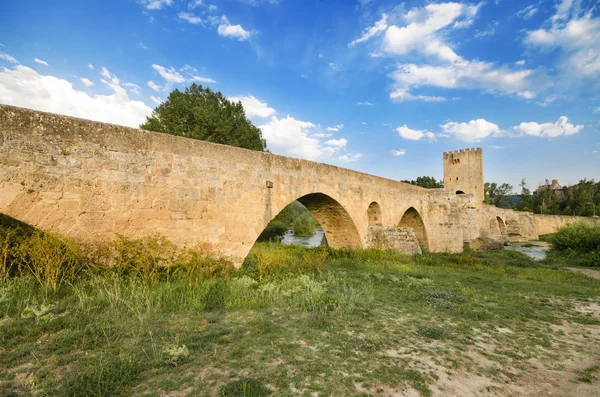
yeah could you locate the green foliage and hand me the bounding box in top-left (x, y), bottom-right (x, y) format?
top-left (515, 178), bottom-right (533, 212)
top-left (219, 378), bottom-right (271, 396)
top-left (140, 83), bottom-right (267, 151)
top-left (176, 247), bottom-right (233, 288)
top-left (548, 223), bottom-right (600, 267)
top-left (401, 176), bottom-right (443, 188)
top-left (484, 182), bottom-right (513, 208)
top-left (256, 220), bottom-right (287, 242)
top-left (292, 212), bottom-right (316, 236)
top-left (532, 178), bottom-right (600, 216)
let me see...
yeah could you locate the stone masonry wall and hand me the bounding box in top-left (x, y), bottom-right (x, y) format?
top-left (365, 226), bottom-right (422, 255)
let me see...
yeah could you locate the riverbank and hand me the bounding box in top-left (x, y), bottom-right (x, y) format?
top-left (1, 244), bottom-right (599, 396)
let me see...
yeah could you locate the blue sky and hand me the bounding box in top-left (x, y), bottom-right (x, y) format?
top-left (1, 0), bottom-right (599, 190)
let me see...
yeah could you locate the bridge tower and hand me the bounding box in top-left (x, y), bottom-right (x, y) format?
top-left (443, 148), bottom-right (484, 203)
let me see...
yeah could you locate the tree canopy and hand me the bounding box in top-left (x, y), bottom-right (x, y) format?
top-left (140, 83), bottom-right (267, 151)
top-left (484, 182), bottom-right (513, 208)
top-left (401, 176), bottom-right (444, 188)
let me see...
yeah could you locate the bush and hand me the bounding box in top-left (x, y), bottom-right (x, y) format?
top-left (292, 213), bottom-right (315, 237)
top-left (18, 231), bottom-right (84, 293)
top-left (256, 220), bottom-right (288, 242)
top-left (548, 223), bottom-right (600, 267)
top-left (176, 247), bottom-right (233, 288)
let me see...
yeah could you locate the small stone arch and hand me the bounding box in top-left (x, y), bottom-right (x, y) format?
top-left (367, 201), bottom-right (382, 226)
top-left (497, 216), bottom-right (507, 236)
top-left (398, 207), bottom-right (429, 250)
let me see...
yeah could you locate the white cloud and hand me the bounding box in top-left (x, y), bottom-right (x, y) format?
top-left (188, 0), bottom-right (203, 9)
top-left (190, 75), bottom-right (216, 84)
top-left (179, 12), bottom-right (203, 24)
top-left (362, 122), bottom-right (367, 125)
top-left (258, 115), bottom-right (322, 160)
top-left (152, 64), bottom-right (185, 86)
top-left (34, 58), bottom-right (48, 66)
top-left (301, 74), bottom-right (308, 78)
top-left (594, 107), bottom-right (600, 113)
top-left (518, 90), bottom-right (536, 99)
top-left (88, 63), bottom-right (94, 70)
top-left (325, 138), bottom-right (347, 148)
top-left (515, 60), bottom-right (525, 66)
top-left (217, 16), bottom-right (251, 41)
top-left (390, 88), bottom-right (446, 102)
top-left (313, 133), bottom-right (332, 138)
top-left (326, 124), bottom-right (344, 132)
top-left (349, 14), bottom-right (388, 47)
top-left (100, 67), bottom-right (120, 85)
top-left (357, 101), bottom-right (374, 106)
top-left (138, 0), bottom-right (173, 10)
top-left (338, 153), bottom-right (362, 162)
top-left (80, 77), bottom-right (94, 87)
top-left (0, 53), bottom-right (18, 63)
top-left (139, 42), bottom-right (148, 50)
top-left (390, 149), bottom-right (406, 156)
top-left (228, 95), bottom-right (275, 118)
top-left (0, 65), bottom-right (152, 128)
top-left (396, 125), bottom-right (434, 141)
top-left (525, 2), bottom-right (600, 78)
top-left (516, 5), bottom-right (538, 20)
top-left (123, 82), bottom-right (141, 96)
top-left (390, 60), bottom-right (534, 101)
top-left (147, 80), bottom-right (161, 92)
top-left (513, 116), bottom-right (583, 138)
top-left (150, 96), bottom-right (164, 105)
top-left (440, 119), bottom-right (500, 142)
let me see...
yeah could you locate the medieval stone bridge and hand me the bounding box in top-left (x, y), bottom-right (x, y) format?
top-left (0, 105), bottom-right (596, 265)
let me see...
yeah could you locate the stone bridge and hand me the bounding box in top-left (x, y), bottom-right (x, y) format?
top-left (1, 105), bottom-right (596, 265)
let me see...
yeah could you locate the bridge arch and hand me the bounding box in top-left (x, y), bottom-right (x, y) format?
top-left (398, 207), bottom-right (429, 250)
top-left (497, 216), bottom-right (507, 236)
top-left (367, 201), bottom-right (382, 226)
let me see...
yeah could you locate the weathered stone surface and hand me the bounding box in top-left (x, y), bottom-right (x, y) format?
top-left (467, 237), bottom-right (504, 251)
top-left (366, 226), bottom-right (422, 255)
top-left (1, 105), bottom-right (598, 266)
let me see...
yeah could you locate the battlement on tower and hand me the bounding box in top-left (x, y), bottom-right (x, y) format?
top-left (443, 148), bottom-right (484, 203)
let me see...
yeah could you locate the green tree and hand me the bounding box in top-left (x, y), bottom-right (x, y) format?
top-left (293, 213), bottom-right (316, 237)
top-left (515, 178), bottom-right (533, 212)
top-left (140, 83), bottom-right (267, 151)
top-left (401, 176), bottom-right (443, 188)
top-left (484, 182), bottom-right (513, 208)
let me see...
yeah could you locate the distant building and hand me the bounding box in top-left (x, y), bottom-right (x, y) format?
top-left (535, 179), bottom-right (564, 199)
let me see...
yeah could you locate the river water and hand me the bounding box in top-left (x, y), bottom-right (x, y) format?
top-left (504, 241), bottom-right (550, 260)
top-left (281, 228), bottom-right (324, 248)
top-left (281, 228), bottom-right (550, 260)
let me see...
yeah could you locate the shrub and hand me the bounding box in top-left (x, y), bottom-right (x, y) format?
top-left (163, 344), bottom-right (189, 367)
top-left (256, 220), bottom-right (288, 242)
top-left (292, 213), bottom-right (315, 237)
top-left (112, 234), bottom-right (177, 287)
top-left (176, 247), bottom-right (233, 288)
top-left (0, 227), bottom-right (20, 280)
top-left (551, 223), bottom-right (600, 254)
top-left (18, 231), bottom-right (84, 293)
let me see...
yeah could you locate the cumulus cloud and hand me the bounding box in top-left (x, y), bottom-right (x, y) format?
top-left (0, 65), bottom-right (152, 128)
top-left (188, 0), bottom-right (203, 9)
top-left (396, 125), bottom-right (437, 141)
top-left (390, 149), bottom-right (406, 156)
top-left (515, 60), bottom-right (525, 66)
top-left (138, 0), bottom-right (173, 10)
top-left (325, 138), bottom-right (347, 148)
top-left (80, 77), bottom-right (94, 87)
top-left (0, 53), bottom-right (18, 63)
top-left (179, 12), bottom-right (203, 24)
top-left (217, 16), bottom-right (251, 41)
top-left (440, 119), bottom-right (500, 142)
top-left (390, 60), bottom-right (534, 101)
top-left (350, 2), bottom-right (538, 101)
top-left (228, 95), bottom-right (275, 118)
top-left (513, 116), bottom-right (583, 137)
top-left (152, 64), bottom-right (185, 85)
top-left (258, 115), bottom-right (322, 159)
top-left (88, 63), bottom-right (94, 70)
top-left (338, 153), bottom-right (362, 162)
top-left (525, 1), bottom-right (600, 79)
top-left (34, 58), bottom-right (48, 66)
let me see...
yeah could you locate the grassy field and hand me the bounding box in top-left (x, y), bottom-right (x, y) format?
top-left (1, 239), bottom-right (600, 396)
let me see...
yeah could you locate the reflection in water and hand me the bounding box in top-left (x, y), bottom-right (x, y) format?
top-left (504, 241), bottom-right (550, 260)
top-left (281, 228), bottom-right (324, 248)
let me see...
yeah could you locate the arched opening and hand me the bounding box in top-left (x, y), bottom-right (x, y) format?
top-left (456, 190), bottom-right (465, 194)
top-left (251, 193), bottom-right (362, 250)
top-left (367, 202), bottom-right (382, 226)
top-left (497, 216), bottom-right (507, 236)
top-left (398, 207), bottom-right (428, 250)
